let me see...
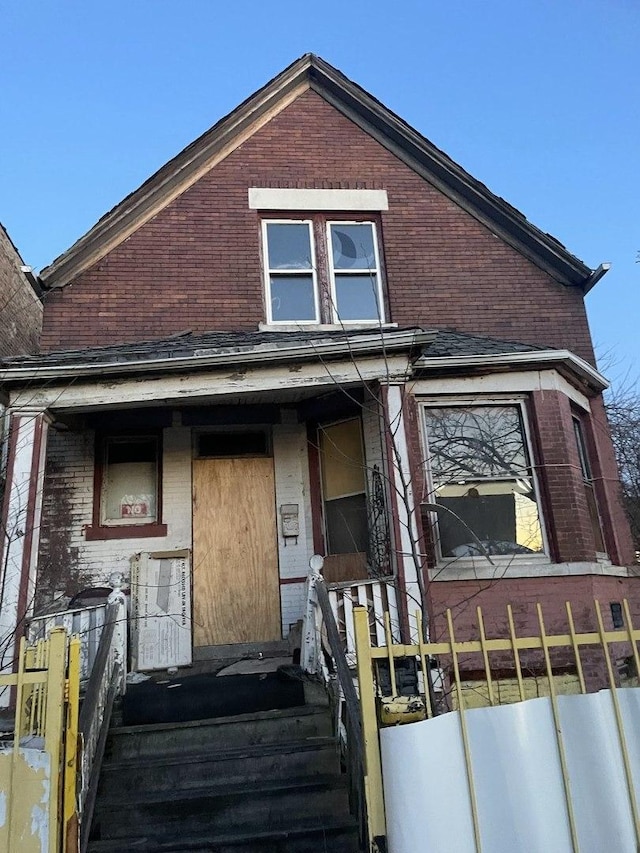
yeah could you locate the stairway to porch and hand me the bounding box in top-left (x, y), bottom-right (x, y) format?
top-left (86, 645), bottom-right (363, 852)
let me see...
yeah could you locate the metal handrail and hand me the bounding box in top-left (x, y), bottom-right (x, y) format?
top-left (77, 595), bottom-right (127, 853)
top-left (312, 576), bottom-right (371, 850)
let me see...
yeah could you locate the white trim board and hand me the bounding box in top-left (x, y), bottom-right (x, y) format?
top-left (428, 560), bottom-right (626, 582)
top-left (411, 369), bottom-right (592, 411)
top-left (248, 188), bottom-right (389, 211)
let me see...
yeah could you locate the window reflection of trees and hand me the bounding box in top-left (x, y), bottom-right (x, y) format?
top-left (424, 406), bottom-right (544, 557)
top-left (426, 406), bottom-right (528, 483)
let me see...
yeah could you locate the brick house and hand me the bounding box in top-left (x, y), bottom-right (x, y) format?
top-left (0, 54), bottom-right (634, 672)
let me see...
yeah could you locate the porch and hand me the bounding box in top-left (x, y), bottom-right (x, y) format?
top-left (0, 328), bottom-right (429, 676)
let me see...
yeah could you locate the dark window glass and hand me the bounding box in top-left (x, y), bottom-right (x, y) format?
top-left (270, 275), bottom-right (316, 321)
top-left (197, 432), bottom-right (268, 458)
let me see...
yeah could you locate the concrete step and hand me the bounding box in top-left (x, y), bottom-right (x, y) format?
top-left (98, 737), bottom-right (340, 795)
top-left (91, 776), bottom-right (352, 842)
top-left (87, 815), bottom-right (361, 852)
top-left (106, 705), bottom-right (332, 761)
top-left (193, 640), bottom-right (291, 662)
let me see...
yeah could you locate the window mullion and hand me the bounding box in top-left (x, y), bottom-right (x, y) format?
top-left (313, 217), bottom-right (332, 323)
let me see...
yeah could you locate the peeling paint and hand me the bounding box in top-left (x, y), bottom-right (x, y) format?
top-left (30, 804), bottom-right (48, 853)
top-left (0, 749), bottom-right (51, 853)
top-left (19, 747), bottom-right (49, 772)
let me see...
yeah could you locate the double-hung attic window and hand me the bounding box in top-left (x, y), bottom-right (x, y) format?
top-left (263, 218), bottom-right (385, 325)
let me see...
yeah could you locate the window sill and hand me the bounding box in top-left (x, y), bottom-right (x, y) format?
top-left (85, 523), bottom-right (168, 541)
top-left (258, 322), bottom-right (398, 333)
top-left (428, 559), bottom-right (630, 581)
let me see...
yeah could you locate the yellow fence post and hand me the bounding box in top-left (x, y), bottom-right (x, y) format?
top-left (64, 636), bottom-right (81, 853)
top-left (44, 628), bottom-right (68, 853)
top-left (353, 606), bottom-right (387, 848)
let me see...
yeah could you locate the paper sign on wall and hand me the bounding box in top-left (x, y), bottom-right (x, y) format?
top-left (131, 550), bottom-right (192, 671)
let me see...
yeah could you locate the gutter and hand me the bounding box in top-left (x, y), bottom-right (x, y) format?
top-left (0, 329), bottom-right (436, 384)
top-left (583, 262), bottom-right (611, 294)
top-left (415, 349), bottom-right (608, 392)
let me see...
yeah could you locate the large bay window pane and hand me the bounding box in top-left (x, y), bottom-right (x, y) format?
top-left (573, 417), bottom-right (606, 553)
top-left (424, 405), bottom-right (543, 558)
top-left (101, 436), bottom-right (158, 525)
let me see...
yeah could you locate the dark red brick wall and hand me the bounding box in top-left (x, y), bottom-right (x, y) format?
top-left (41, 90), bottom-right (594, 361)
top-left (588, 395), bottom-right (636, 566)
top-left (530, 390), bottom-right (595, 562)
top-left (428, 574), bottom-right (640, 691)
top-left (429, 574), bottom-right (639, 641)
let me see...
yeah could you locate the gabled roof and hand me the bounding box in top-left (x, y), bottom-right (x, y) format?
top-left (40, 54), bottom-right (603, 291)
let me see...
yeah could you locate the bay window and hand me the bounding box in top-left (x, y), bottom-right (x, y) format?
top-left (423, 403), bottom-right (545, 559)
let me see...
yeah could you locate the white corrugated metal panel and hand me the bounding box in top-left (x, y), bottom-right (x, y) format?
top-left (381, 689), bottom-right (640, 853)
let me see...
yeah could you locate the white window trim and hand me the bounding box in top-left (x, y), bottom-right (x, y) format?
top-left (428, 559), bottom-right (629, 582)
top-left (419, 396), bottom-right (550, 570)
top-left (262, 219), bottom-right (320, 326)
top-left (262, 218), bottom-right (387, 327)
top-left (326, 221), bottom-right (386, 325)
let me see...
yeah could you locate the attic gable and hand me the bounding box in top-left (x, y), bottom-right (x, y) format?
top-left (40, 54), bottom-right (599, 291)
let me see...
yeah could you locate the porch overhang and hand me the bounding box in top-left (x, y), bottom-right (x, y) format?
top-left (1, 329), bottom-right (434, 413)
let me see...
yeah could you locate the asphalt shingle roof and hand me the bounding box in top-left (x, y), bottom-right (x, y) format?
top-left (0, 327), bottom-right (548, 371)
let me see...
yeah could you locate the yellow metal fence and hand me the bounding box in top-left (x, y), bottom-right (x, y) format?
top-left (353, 598), bottom-right (640, 852)
top-left (0, 628), bottom-right (81, 853)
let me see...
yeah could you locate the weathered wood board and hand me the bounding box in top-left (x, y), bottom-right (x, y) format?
top-left (192, 457), bottom-right (281, 646)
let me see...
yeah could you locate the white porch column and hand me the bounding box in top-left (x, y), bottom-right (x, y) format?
top-left (382, 384), bottom-right (422, 639)
top-left (0, 408), bottom-right (50, 679)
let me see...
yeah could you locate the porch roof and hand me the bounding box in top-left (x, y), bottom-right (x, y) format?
top-left (1, 326), bottom-right (543, 372)
top-left (0, 327), bottom-right (433, 383)
top-left (0, 327), bottom-right (606, 396)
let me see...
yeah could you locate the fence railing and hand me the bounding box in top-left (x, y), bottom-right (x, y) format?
top-left (29, 602), bottom-right (112, 683)
top-left (77, 592), bottom-right (127, 852)
top-left (0, 627), bottom-right (81, 853)
top-left (25, 589), bottom-right (128, 852)
top-left (326, 577), bottom-right (401, 667)
top-left (302, 566), bottom-right (388, 852)
top-left (353, 597), bottom-right (640, 851)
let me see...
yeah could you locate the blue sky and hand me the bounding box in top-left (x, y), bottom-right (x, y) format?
top-left (1, 1), bottom-right (638, 377)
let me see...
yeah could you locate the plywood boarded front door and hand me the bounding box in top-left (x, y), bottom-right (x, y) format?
top-left (192, 457), bottom-right (281, 646)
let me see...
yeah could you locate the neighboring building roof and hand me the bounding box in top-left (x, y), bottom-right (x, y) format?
top-left (39, 55), bottom-right (604, 292)
top-left (0, 222), bottom-right (42, 296)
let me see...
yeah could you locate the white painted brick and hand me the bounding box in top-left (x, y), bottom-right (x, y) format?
top-left (273, 421), bottom-right (315, 634)
top-left (38, 415), bottom-right (386, 639)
